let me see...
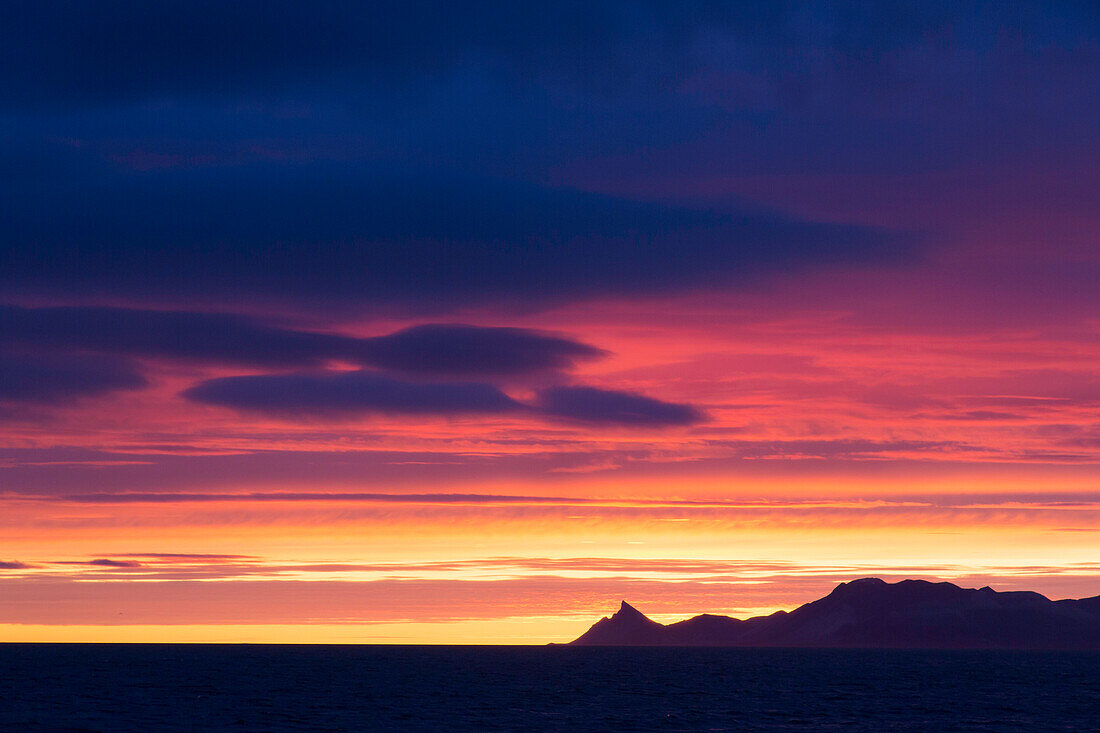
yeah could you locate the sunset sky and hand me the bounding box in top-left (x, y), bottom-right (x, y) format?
top-left (2, 1), bottom-right (1100, 643)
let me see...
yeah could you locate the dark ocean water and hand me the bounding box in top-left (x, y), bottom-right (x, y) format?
top-left (2, 645), bottom-right (1098, 732)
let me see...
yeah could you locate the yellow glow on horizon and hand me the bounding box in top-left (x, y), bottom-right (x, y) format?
top-left (0, 617), bottom-right (598, 645)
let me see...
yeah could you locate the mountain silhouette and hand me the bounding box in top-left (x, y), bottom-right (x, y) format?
top-left (568, 578), bottom-right (1100, 649)
top-left (570, 601), bottom-right (668, 645)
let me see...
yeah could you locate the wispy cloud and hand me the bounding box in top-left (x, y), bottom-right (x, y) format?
top-left (182, 371), bottom-right (524, 418)
top-left (57, 492), bottom-right (593, 505)
top-left (0, 561), bottom-right (32, 570)
top-left (1, 307), bottom-right (607, 375)
top-left (3, 562), bottom-right (1099, 626)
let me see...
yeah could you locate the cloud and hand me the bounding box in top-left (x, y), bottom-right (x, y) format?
top-left (24, 490), bottom-right (1030, 511)
top-left (0, 439), bottom-right (991, 501)
top-left (115, 553), bottom-right (259, 560)
top-left (1, 2), bottom-right (1093, 188)
top-left (4, 566), bottom-right (1100, 626)
top-left (358, 324), bottom-right (607, 376)
top-left (182, 370), bottom-right (522, 418)
top-left (49, 558), bottom-right (145, 568)
top-left (0, 305), bottom-right (361, 368)
top-left (87, 558), bottom-right (143, 568)
top-left (713, 438), bottom-right (973, 461)
top-left (4, 0), bottom-right (657, 103)
top-left (5, 2), bottom-right (1096, 110)
top-left (0, 2), bottom-right (930, 103)
top-left (0, 158), bottom-right (902, 311)
top-left (0, 352), bottom-right (146, 403)
top-left (538, 386), bottom-right (705, 426)
top-left (43, 490), bottom-right (1091, 512)
top-left (60, 492), bottom-right (589, 504)
top-left (0, 305), bottom-right (604, 374)
top-left (182, 369), bottom-right (706, 426)
top-left (0, 0), bottom-right (968, 315)
top-left (0, 561), bottom-right (31, 570)
top-left (0, 445), bottom-right (615, 496)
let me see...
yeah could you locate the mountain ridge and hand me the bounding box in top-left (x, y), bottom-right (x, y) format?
top-left (567, 578), bottom-right (1100, 649)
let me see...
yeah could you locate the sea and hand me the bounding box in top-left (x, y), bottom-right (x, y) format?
top-left (2, 644), bottom-right (1098, 731)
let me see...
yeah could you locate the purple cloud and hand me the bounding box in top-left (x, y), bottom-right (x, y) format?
top-left (358, 324), bottom-right (607, 376)
top-left (538, 386), bottom-right (705, 426)
top-left (0, 352), bottom-right (145, 404)
top-left (1, 306), bottom-right (606, 375)
top-left (60, 492), bottom-right (589, 504)
top-left (0, 561), bottom-right (31, 570)
top-left (182, 370), bottom-right (522, 418)
top-left (87, 558), bottom-right (143, 568)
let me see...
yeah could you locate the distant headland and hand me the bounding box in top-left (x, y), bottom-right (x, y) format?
top-left (566, 578), bottom-right (1100, 649)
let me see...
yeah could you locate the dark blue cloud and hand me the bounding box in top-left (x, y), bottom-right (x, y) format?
top-left (0, 1), bottom-right (779, 104)
top-left (359, 324), bottom-right (606, 376)
top-left (0, 561), bottom-right (31, 570)
top-left (1, 0), bottom-right (1092, 316)
top-left (0, 353), bottom-right (146, 403)
top-left (0, 159), bottom-right (900, 310)
top-left (0, 305), bottom-right (605, 374)
top-left (0, 305), bottom-right (358, 367)
top-left (3, 2), bottom-right (1094, 174)
top-left (6, 1), bottom-right (1096, 107)
top-left (87, 559), bottom-right (143, 568)
top-left (181, 370), bottom-right (704, 425)
top-left (0, 2), bottom-right (958, 315)
top-left (182, 370), bottom-right (522, 418)
top-left (538, 386), bottom-right (704, 426)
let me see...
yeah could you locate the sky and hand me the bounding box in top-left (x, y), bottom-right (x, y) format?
top-left (1, 1), bottom-right (1099, 643)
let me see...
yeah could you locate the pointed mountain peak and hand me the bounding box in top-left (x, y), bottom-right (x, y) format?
top-left (568, 600), bottom-right (665, 644)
